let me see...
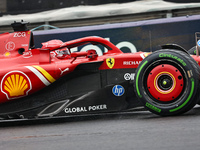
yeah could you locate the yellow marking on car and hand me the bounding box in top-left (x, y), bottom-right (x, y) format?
top-left (33, 65), bottom-right (56, 83)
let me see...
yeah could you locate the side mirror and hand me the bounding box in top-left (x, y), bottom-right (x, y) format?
top-left (87, 50), bottom-right (98, 60)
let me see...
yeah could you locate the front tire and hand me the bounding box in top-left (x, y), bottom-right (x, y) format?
top-left (134, 49), bottom-right (200, 116)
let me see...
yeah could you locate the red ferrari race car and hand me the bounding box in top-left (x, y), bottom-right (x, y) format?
top-left (0, 21), bottom-right (200, 122)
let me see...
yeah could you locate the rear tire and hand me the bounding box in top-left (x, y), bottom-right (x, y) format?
top-left (188, 46), bottom-right (200, 55)
top-left (134, 49), bottom-right (200, 116)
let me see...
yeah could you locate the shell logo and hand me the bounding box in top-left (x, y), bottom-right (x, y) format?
top-left (1, 71), bottom-right (32, 100)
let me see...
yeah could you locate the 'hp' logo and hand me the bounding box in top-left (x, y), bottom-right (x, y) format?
top-left (112, 85), bottom-right (125, 96)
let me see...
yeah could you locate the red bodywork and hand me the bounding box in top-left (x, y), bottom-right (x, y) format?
top-left (191, 55), bottom-right (200, 66)
top-left (0, 30), bottom-right (145, 104)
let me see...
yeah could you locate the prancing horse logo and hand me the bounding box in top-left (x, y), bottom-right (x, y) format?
top-left (106, 58), bottom-right (115, 69)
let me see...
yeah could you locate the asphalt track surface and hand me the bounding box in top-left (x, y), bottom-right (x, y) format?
top-left (1, 107), bottom-right (200, 150)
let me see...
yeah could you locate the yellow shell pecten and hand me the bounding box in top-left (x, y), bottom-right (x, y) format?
top-left (4, 74), bottom-right (28, 97)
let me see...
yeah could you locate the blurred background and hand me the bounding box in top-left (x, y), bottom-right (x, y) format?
top-left (1, 0), bottom-right (200, 31)
top-left (1, 0), bottom-right (200, 15)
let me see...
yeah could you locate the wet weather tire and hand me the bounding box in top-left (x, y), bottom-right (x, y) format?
top-left (134, 49), bottom-right (200, 116)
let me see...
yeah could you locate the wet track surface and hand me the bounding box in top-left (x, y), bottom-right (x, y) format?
top-left (1, 107), bottom-right (200, 150)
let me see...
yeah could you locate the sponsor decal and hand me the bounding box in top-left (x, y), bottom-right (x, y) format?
top-left (140, 52), bottom-right (151, 59)
top-left (5, 41), bottom-right (15, 51)
top-left (64, 104), bottom-right (107, 114)
top-left (65, 107), bottom-right (87, 113)
top-left (21, 44), bottom-right (28, 47)
top-left (187, 70), bottom-right (193, 78)
top-left (1, 71), bottom-right (32, 100)
top-left (112, 85), bottom-right (125, 96)
top-left (124, 73), bottom-right (135, 80)
top-left (123, 61), bottom-right (141, 65)
top-left (106, 58), bottom-right (115, 69)
top-left (23, 51), bottom-right (32, 58)
top-left (55, 61), bottom-right (68, 64)
top-left (13, 32), bottom-right (26, 37)
top-left (159, 53), bottom-right (186, 66)
top-left (25, 65), bottom-right (56, 86)
top-left (59, 68), bottom-right (69, 75)
top-left (140, 53), bottom-right (146, 59)
top-left (4, 52), bottom-right (10, 57)
top-left (146, 102), bottom-right (161, 113)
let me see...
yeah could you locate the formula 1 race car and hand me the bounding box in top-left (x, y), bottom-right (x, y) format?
top-left (0, 21), bottom-right (200, 122)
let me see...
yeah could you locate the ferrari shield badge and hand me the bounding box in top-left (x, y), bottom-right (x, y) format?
top-left (106, 58), bottom-right (115, 69)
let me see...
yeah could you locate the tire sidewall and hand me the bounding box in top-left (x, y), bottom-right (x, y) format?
top-left (135, 50), bottom-right (199, 116)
